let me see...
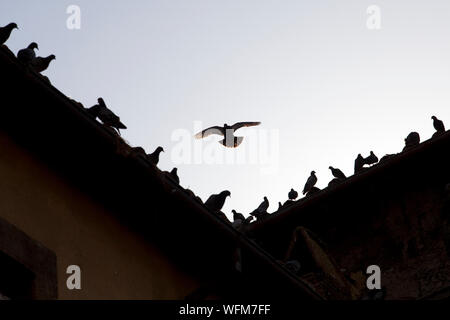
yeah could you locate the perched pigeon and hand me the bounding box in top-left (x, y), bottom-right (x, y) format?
top-left (250, 196), bottom-right (269, 218)
top-left (31, 54), bottom-right (55, 73)
top-left (404, 132), bottom-right (420, 150)
top-left (205, 191), bottom-right (231, 212)
top-left (17, 42), bottom-right (38, 65)
top-left (354, 154), bottom-right (365, 174)
top-left (166, 168), bottom-right (179, 184)
top-left (195, 122), bottom-right (261, 148)
top-left (131, 146), bottom-right (146, 157)
top-left (329, 166), bottom-right (346, 180)
top-left (87, 98), bottom-right (127, 134)
top-left (147, 146), bottom-right (164, 165)
top-left (302, 171), bottom-right (317, 195)
top-left (288, 188), bottom-right (298, 200)
top-left (232, 210), bottom-right (253, 227)
top-left (364, 151), bottom-right (378, 166)
top-left (0, 23), bottom-right (18, 45)
top-left (432, 116), bottom-right (445, 133)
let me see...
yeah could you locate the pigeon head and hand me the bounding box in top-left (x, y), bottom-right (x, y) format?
top-left (48, 54), bottom-right (56, 61)
top-left (28, 42), bottom-right (38, 50)
top-left (171, 168), bottom-right (178, 174)
top-left (157, 146), bottom-right (164, 153)
top-left (264, 196), bottom-right (268, 201)
top-left (311, 171), bottom-right (316, 175)
top-left (6, 23), bottom-right (18, 30)
top-left (329, 166), bottom-right (333, 170)
top-left (221, 190), bottom-right (231, 198)
top-left (431, 116), bottom-right (437, 120)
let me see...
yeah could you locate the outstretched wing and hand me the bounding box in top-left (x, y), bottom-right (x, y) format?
top-left (195, 126), bottom-right (225, 139)
top-left (231, 122), bottom-right (261, 131)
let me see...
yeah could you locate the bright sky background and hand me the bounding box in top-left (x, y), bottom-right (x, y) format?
top-left (2, 1), bottom-right (450, 218)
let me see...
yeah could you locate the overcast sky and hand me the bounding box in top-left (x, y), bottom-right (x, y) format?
top-left (2, 1), bottom-right (449, 218)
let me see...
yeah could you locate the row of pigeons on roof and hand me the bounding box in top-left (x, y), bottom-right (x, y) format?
top-left (2, 22), bottom-right (448, 231)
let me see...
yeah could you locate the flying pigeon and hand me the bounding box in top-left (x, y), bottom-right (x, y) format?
top-left (0, 23), bottom-right (18, 45)
top-left (364, 151), bottom-right (378, 166)
top-left (31, 54), bottom-right (55, 73)
top-left (302, 171), bottom-right (317, 195)
top-left (354, 154), bottom-right (365, 174)
top-left (195, 122), bottom-right (261, 148)
top-left (147, 146), bottom-right (164, 165)
top-left (87, 98), bottom-right (127, 134)
top-left (17, 42), bottom-right (38, 65)
top-left (329, 166), bottom-right (346, 180)
top-left (432, 116), bottom-right (445, 133)
top-left (288, 188), bottom-right (298, 200)
top-left (205, 191), bottom-right (231, 212)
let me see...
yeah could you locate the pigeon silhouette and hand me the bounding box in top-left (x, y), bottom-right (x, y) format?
top-left (329, 166), bottom-right (346, 180)
top-left (195, 122), bottom-right (261, 148)
top-left (147, 146), bottom-right (164, 165)
top-left (0, 23), bottom-right (18, 45)
top-left (32, 54), bottom-right (55, 73)
top-left (87, 98), bottom-right (127, 134)
top-left (288, 188), bottom-right (298, 200)
top-left (354, 154), bottom-right (365, 174)
top-left (205, 191), bottom-right (231, 212)
top-left (404, 132), bottom-right (420, 150)
top-left (163, 168), bottom-right (180, 185)
top-left (250, 196), bottom-right (269, 217)
top-left (432, 116), bottom-right (445, 133)
top-left (17, 42), bottom-right (38, 65)
top-left (302, 171), bottom-right (317, 195)
top-left (232, 210), bottom-right (254, 230)
top-left (364, 151), bottom-right (378, 166)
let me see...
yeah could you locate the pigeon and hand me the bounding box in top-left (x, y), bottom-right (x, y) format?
top-left (195, 122), bottom-right (261, 148)
top-left (31, 54), bottom-right (55, 73)
top-left (87, 98), bottom-right (127, 134)
top-left (166, 168), bottom-right (179, 184)
top-left (17, 42), bottom-right (38, 65)
top-left (329, 166), bottom-right (346, 180)
top-left (0, 23), bottom-right (18, 45)
top-left (250, 196), bottom-right (269, 218)
top-left (302, 171), bottom-right (317, 195)
top-left (131, 146), bottom-right (146, 157)
top-left (288, 188), bottom-right (298, 200)
top-left (232, 210), bottom-right (253, 225)
top-left (404, 132), bottom-right (420, 150)
top-left (147, 146), bottom-right (164, 165)
top-left (432, 116), bottom-right (445, 133)
top-left (354, 154), bottom-right (365, 174)
top-left (364, 151), bottom-right (378, 166)
top-left (205, 191), bottom-right (231, 212)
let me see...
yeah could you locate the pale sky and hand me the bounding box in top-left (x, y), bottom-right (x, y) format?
top-left (2, 1), bottom-right (449, 218)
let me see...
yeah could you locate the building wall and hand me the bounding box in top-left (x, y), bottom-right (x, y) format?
top-left (0, 132), bottom-right (198, 299)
